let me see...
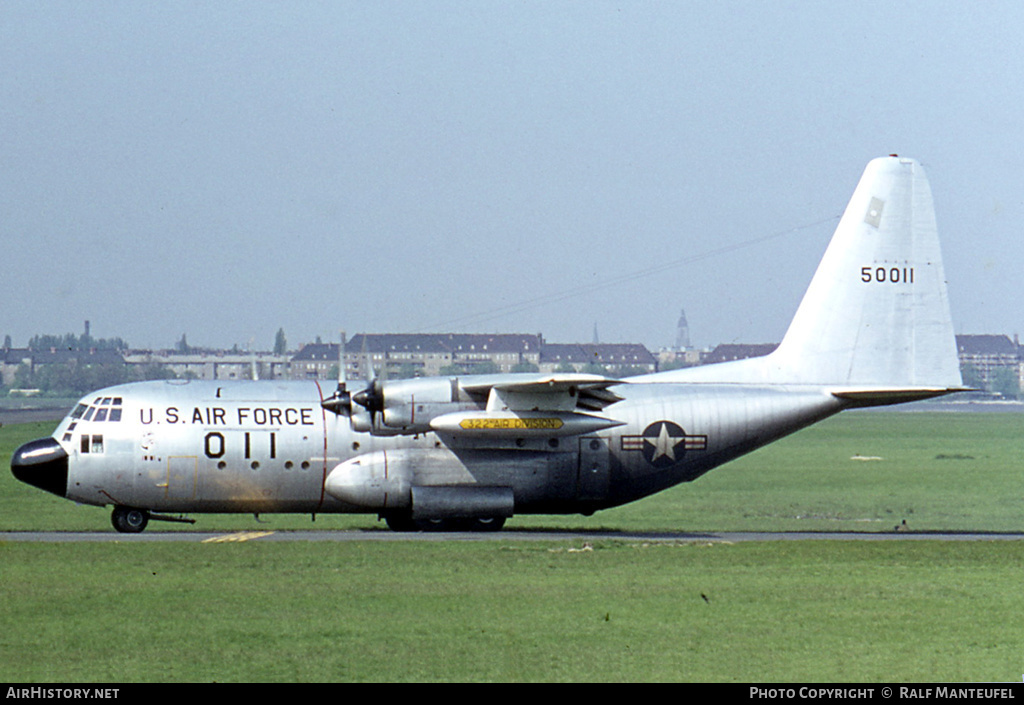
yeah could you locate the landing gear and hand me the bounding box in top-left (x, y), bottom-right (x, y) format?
top-left (111, 506), bottom-right (150, 534)
top-left (381, 512), bottom-right (507, 532)
top-left (466, 516), bottom-right (506, 532)
top-left (383, 512), bottom-right (420, 532)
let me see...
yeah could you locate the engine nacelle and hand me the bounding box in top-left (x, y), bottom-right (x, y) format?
top-left (333, 372), bottom-right (626, 438)
top-left (351, 377), bottom-right (471, 436)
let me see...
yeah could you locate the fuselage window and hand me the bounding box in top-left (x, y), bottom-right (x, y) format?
top-left (80, 434), bottom-right (105, 454)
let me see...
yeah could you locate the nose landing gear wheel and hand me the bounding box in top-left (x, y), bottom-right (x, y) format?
top-left (111, 506), bottom-right (150, 533)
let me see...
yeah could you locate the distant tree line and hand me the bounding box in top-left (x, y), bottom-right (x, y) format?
top-left (4, 327), bottom-right (301, 398)
top-left (3, 331), bottom-right (173, 397)
top-left (26, 333), bottom-right (129, 352)
top-left (7, 360), bottom-right (175, 399)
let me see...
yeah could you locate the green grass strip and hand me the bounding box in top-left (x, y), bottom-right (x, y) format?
top-left (3, 540), bottom-right (1024, 682)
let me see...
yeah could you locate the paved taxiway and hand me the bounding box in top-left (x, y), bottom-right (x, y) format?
top-left (4, 530), bottom-right (1024, 543)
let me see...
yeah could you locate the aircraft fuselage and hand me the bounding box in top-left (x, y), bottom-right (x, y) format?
top-left (19, 377), bottom-right (845, 523)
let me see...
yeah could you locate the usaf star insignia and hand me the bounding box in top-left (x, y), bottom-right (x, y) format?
top-left (621, 421), bottom-right (707, 469)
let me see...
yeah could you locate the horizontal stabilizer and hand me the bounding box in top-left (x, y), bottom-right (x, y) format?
top-left (831, 386), bottom-right (972, 407)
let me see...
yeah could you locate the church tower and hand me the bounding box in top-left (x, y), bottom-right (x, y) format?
top-left (675, 309), bottom-right (690, 350)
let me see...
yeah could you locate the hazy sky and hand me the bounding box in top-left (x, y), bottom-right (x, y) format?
top-left (3, 1), bottom-right (1022, 351)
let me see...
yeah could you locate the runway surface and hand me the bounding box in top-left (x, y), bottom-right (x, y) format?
top-left (4, 529), bottom-right (1024, 543)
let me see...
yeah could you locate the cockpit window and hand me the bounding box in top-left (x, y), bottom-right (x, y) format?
top-left (75, 397), bottom-right (123, 423)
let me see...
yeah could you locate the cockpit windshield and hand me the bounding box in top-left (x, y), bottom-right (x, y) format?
top-left (74, 397), bottom-right (123, 422)
top-left (62, 397), bottom-right (124, 444)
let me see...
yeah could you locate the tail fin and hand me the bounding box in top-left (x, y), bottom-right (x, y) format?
top-left (649, 156), bottom-right (963, 398)
top-left (770, 156), bottom-right (962, 392)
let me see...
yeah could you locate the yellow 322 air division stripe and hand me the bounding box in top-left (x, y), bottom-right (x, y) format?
top-left (458, 417), bottom-right (564, 431)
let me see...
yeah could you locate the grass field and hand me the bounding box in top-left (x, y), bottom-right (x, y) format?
top-left (4, 540), bottom-right (1024, 683)
top-left (2, 411), bottom-right (1023, 682)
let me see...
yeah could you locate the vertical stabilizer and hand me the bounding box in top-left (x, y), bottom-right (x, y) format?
top-left (769, 156), bottom-right (961, 389)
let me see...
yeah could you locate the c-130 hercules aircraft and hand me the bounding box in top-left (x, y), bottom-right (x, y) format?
top-left (12, 156), bottom-right (965, 533)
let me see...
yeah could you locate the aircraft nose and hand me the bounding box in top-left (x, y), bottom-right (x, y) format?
top-left (11, 437), bottom-right (69, 497)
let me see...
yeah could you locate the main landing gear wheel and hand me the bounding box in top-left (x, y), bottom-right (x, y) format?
top-left (466, 517), bottom-right (506, 532)
top-left (111, 506), bottom-right (150, 534)
top-left (383, 513), bottom-right (419, 532)
top-left (382, 513), bottom-right (507, 532)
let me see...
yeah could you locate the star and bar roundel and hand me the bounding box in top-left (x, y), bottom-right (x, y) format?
top-left (620, 421), bottom-right (707, 469)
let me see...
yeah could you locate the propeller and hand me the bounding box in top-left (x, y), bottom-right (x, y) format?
top-left (320, 332), bottom-right (385, 431)
top-left (352, 380), bottom-right (384, 417)
top-left (322, 331), bottom-right (354, 417)
top-left (352, 334), bottom-right (385, 424)
top-left (321, 385), bottom-right (354, 416)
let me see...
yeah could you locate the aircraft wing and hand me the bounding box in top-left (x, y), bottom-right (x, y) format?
top-left (459, 373), bottom-right (625, 412)
top-left (428, 373), bottom-right (626, 437)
